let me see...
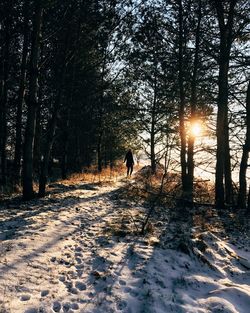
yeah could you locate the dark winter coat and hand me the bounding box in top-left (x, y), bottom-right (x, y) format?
top-left (124, 151), bottom-right (134, 167)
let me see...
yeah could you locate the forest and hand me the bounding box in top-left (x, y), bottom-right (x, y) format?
top-left (0, 0), bottom-right (249, 207)
top-left (0, 0), bottom-right (250, 312)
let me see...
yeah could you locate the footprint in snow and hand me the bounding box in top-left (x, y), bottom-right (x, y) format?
top-left (116, 300), bottom-right (127, 310)
top-left (62, 303), bottom-right (71, 312)
top-left (79, 240), bottom-right (89, 247)
top-left (130, 289), bottom-right (139, 297)
top-left (75, 246), bottom-right (82, 252)
top-left (124, 287), bottom-right (131, 293)
top-left (59, 275), bottom-right (66, 282)
top-left (20, 294), bottom-right (31, 301)
top-left (75, 257), bottom-right (82, 264)
top-left (50, 256), bottom-right (56, 262)
top-left (69, 287), bottom-right (78, 294)
top-left (52, 301), bottom-right (61, 312)
top-left (75, 252), bottom-right (83, 257)
top-left (75, 281), bottom-right (86, 291)
top-left (87, 292), bottom-right (94, 298)
top-left (87, 232), bottom-right (94, 237)
top-left (68, 271), bottom-right (78, 279)
top-left (75, 263), bottom-right (84, 270)
top-left (64, 280), bottom-right (73, 289)
top-left (71, 303), bottom-right (79, 310)
top-left (64, 252), bottom-right (72, 258)
top-left (41, 290), bottom-right (49, 297)
top-left (24, 309), bottom-right (38, 313)
top-left (76, 269), bottom-right (83, 277)
top-left (119, 279), bottom-right (126, 286)
top-left (62, 302), bottom-right (79, 311)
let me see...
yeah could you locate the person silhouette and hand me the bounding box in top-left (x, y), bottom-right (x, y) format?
top-left (124, 149), bottom-right (134, 177)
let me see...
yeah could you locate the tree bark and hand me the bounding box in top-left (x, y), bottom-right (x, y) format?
top-left (38, 86), bottom-right (64, 197)
top-left (178, 0), bottom-right (188, 196)
top-left (22, 1), bottom-right (43, 200)
top-left (60, 50), bottom-right (77, 179)
top-left (97, 131), bottom-right (103, 172)
top-left (150, 115), bottom-right (156, 174)
top-left (0, 2), bottom-right (12, 186)
top-left (150, 74), bottom-right (157, 175)
top-left (238, 82), bottom-right (250, 210)
top-left (33, 99), bottom-right (41, 176)
top-left (38, 32), bottom-right (68, 196)
top-left (187, 0), bottom-right (202, 203)
top-left (214, 0), bottom-right (236, 208)
top-left (61, 107), bottom-right (70, 179)
top-left (13, 0), bottom-right (30, 185)
top-left (248, 187), bottom-right (250, 212)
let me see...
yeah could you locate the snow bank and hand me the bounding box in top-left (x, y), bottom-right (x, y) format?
top-left (0, 180), bottom-right (249, 312)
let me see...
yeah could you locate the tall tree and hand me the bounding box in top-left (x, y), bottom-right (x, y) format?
top-left (22, 0), bottom-right (43, 200)
top-left (238, 82), bottom-right (250, 210)
top-left (186, 0), bottom-right (202, 203)
top-left (13, 0), bottom-right (30, 185)
top-left (178, 0), bottom-right (188, 197)
top-left (126, 4), bottom-right (175, 174)
top-left (38, 20), bottom-right (70, 196)
top-left (213, 0), bottom-right (237, 208)
top-left (0, 0), bottom-right (13, 186)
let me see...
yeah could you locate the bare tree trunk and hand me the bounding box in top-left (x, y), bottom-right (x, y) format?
top-left (13, 0), bottom-right (29, 185)
top-left (33, 43), bottom-right (44, 179)
top-left (97, 131), bottom-right (103, 172)
top-left (0, 2), bottom-right (12, 187)
top-left (0, 46), bottom-right (3, 187)
top-left (96, 42), bottom-right (108, 174)
top-left (39, 34), bottom-right (68, 196)
top-left (104, 141), bottom-right (108, 168)
top-left (33, 100), bottom-right (41, 176)
top-left (178, 0), bottom-right (188, 196)
top-left (214, 0), bottom-right (236, 208)
top-left (38, 127), bottom-right (52, 197)
top-left (38, 88), bottom-right (64, 197)
top-left (22, 1), bottom-right (43, 200)
top-left (61, 107), bottom-right (70, 179)
top-left (61, 53), bottom-right (76, 179)
top-left (187, 0), bottom-right (202, 203)
top-left (109, 143), bottom-right (114, 170)
top-left (248, 187), bottom-right (250, 212)
top-left (150, 120), bottom-right (156, 174)
top-left (238, 82), bottom-right (250, 210)
top-left (224, 121), bottom-right (233, 204)
top-left (215, 102), bottom-right (226, 208)
top-left (150, 77), bottom-right (157, 175)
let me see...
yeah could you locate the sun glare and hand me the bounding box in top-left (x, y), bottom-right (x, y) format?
top-left (190, 122), bottom-right (202, 137)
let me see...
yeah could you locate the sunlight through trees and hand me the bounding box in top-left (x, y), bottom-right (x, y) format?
top-left (0, 0), bottom-right (249, 209)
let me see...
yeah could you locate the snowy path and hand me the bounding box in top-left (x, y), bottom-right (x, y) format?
top-left (0, 180), bottom-right (250, 313)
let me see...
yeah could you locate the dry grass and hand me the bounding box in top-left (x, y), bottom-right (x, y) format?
top-left (125, 166), bottom-right (215, 207)
top-left (61, 164), bottom-right (127, 186)
top-left (0, 164), bottom-right (128, 200)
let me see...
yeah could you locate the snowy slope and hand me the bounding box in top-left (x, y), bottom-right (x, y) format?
top-left (0, 180), bottom-right (250, 313)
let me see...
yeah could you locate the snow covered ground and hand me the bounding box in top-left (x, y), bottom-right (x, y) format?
top-left (0, 178), bottom-right (250, 313)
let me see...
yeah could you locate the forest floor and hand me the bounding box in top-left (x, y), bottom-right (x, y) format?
top-left (0, 172), bottom-right (250, 313)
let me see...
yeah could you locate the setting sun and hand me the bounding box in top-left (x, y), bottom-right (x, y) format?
top-left (190, 122), bottom-right (202, 137)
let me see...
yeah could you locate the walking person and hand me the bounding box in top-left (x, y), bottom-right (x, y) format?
top-left (124, 149), bottom-right (134, 177)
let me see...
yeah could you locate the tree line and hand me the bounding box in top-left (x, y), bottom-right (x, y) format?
top-left (0, 0), bottom-right (249, 210)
